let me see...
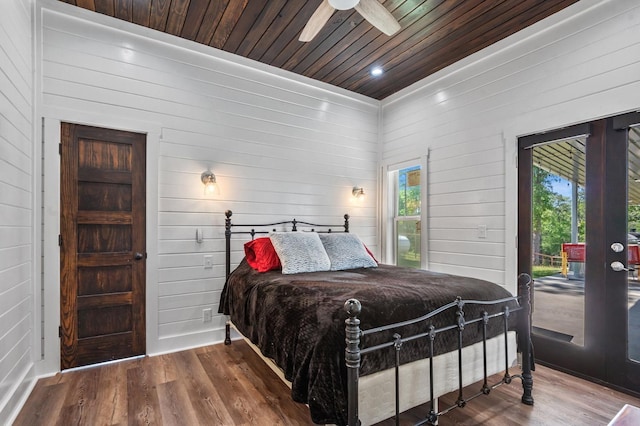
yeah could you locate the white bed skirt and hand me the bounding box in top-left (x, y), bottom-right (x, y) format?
top-left (357, 331), bottom-right (517, 425)
top-left (231, 323), bottom-right (517, 426)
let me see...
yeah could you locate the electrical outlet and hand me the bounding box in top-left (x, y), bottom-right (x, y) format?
top-left (204, 255), bottom-right (213, 269)
top-left (203, 308), bottom-right (213, 323)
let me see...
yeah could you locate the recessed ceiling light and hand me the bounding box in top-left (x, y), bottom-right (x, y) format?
top-left (371, 67), bottom-right (383, 77)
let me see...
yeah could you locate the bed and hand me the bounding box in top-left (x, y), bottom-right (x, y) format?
top-left (218, 211), bottom-right (534, 425)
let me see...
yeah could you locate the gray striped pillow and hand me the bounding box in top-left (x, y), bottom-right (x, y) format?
top-left (269, 232), bottom-right (331, 274)
top-left (318, 233), bottom-right (377, 271)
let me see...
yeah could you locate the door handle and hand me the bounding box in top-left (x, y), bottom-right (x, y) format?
top-left (611, 261), bottom-right (630, 272)
top-left (134, 252), bottom-right (144, 260)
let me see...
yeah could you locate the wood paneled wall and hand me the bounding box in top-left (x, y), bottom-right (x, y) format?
top-left (381, 0), bottom-right (640, 291)
top-left (0, 0), bottom-right (35, 423)
top-left (39, 2), bottom-right (379, 360)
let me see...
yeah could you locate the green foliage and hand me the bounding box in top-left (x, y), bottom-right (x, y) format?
top-left (629, 205), bottom-right (640, 233)
top-left (532, 265), bottom-right (562, 279)
top-left (539, 198), bottom-right (571, 255)
top-left (532, 168), bottom-right (559, 260)
top-left (398, 166), bottom-right (421, 217)
top-left (532, 166), bottom-right (586, 260)
top-left (532, 167), bottom-right (558, 234)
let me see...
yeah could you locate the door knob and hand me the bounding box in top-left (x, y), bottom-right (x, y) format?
top-left (611, 242), bottom-right (624, 253)
top-left (611, 261), bottom-right (630, 272)
top-left (134, 252), bottom-right (144, 260)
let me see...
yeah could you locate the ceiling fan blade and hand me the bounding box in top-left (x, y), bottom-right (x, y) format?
top-left (299, 1), bottom-right (336, 42)
top-left (354, 0), bottom-right (401, 36)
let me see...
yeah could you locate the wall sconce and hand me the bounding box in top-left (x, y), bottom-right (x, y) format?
top-left (352, 186), bottom-right (365, 199)
top-left (201, 170), bottom-right (218, 195)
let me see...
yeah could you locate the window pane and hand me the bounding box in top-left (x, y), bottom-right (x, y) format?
top-left (390, 164), bottom-right (422, 268)
top-left (396, 219), bottom-right (420, 267)
top-left (398, 166), bottom-right (421, 217)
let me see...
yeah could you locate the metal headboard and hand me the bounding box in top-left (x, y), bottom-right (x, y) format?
top-left (224, 210), bottom-right (350, 279)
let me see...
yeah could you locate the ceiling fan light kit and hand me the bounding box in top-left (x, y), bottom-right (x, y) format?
top-left (300, 0), bottom-right (401, 42)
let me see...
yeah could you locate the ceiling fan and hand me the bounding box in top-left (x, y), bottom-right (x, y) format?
top-left (299, 0), bottom-right (401, 42)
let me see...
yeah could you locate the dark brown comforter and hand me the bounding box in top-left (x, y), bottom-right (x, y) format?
top-left (219, 260), bottom-right (517, 425)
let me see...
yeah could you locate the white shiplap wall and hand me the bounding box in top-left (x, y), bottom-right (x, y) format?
top-left (0, 0), bottom-right (35, 423)
top-left (381, 0), bottom-right (640, 292)
top-left (39, 1), bottom-right (379, 363)
top-left (6, 0), bottom-right (637, 416)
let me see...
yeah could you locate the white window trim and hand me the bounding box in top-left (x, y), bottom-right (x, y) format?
top-left (381, 153), bottom-right (429, 268)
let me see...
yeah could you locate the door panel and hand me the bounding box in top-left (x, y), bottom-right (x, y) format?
top-left (519, 122), bottom-right (606, 379)
top-left (606, 113), bottom-right (640, 391)
top-left (628, 125), bottom-right (640, 366)
top-left (60, 123), bottom-right (146, 370)
top-left (518, 114), bottom-right (640, 393)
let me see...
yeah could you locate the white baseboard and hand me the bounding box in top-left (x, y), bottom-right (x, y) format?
top-left (150, 327), bottom-right (227, 356)
top-left (1, 365), bottom-right (37, 425)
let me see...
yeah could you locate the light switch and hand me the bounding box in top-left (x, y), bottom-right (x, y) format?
top-left (477, 225), bottom-right (487, 239)
top-left (203, 308), bottom-right (212, 322)
top-left (204, 255), bottom-right (213, 269)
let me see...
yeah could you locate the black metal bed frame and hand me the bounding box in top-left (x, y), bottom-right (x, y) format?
top-left (223, 210), bottom-right (350, 344)
top-left (224, 209), bottom-right (350, 280)
top-left (223, 210), bottom-right (534, 425)
top-left (344, 272), bottom-right (534, 426)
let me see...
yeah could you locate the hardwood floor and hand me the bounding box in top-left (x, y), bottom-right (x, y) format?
top-left (14, 340), bottom-right (640, 425)
top-left (15, 342), bottom-right (311, 426)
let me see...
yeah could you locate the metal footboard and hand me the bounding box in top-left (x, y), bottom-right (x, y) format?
top-left (345, 273), bottom-right (534, 426)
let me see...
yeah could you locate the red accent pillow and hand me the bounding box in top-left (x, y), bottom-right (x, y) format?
top-left (363, 244), bottom-right (378, 264)
top-left (244, 238), bottom-right (281, 272)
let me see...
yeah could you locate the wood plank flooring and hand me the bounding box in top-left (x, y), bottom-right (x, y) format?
top-left (14, 340), bottom-right (640, 425)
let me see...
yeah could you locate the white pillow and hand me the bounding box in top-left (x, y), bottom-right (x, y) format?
top-left (269, 232), bottom-right (331, 274)
top-left (318, 233), bottom-right (377, 271)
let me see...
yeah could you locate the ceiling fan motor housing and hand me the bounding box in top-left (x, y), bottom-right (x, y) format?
top-left (329, 0), bottom-right (360, 10)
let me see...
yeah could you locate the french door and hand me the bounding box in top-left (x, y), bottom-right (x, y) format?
top-left (518, 112), bottom-right (640, 393)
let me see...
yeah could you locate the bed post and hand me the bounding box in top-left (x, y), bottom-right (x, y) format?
top-left (345, 298), bottom-right (361, 426)
top-left (224, 210), bottom-right (233, 345)
top-left (225, 210), bottom-right (232, 280)
top-left (518, 273), bottom-right (534, 405)
top-left (344, 214), bottom-right (350, 233)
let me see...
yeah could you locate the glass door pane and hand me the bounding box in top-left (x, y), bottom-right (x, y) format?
top-left (628, 125), bottom-right (640, 362)
top-left (530, 136), bottom-right (587, 346)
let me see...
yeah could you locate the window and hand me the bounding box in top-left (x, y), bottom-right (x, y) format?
top-left (390, 165), bottom-right (422, 268)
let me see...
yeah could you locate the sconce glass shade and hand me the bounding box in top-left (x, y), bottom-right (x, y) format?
top-left (352, 186), bottom-right (365, 198)
top-left (329, 0), bottom-right (359, 10)
top-left (201, 171), bottom-right (218, 195)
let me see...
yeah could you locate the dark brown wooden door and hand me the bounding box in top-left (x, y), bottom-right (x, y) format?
top-left (605, 112), bottom-right (640, 392)
top-left (60, 123), bottom-right (146, 370)
top-left (518, 114), bottom-right (640, 393)
top-left (518, 122), bottom-right (605, 379)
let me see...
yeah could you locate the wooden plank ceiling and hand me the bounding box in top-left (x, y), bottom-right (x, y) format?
top-left (57, 0), bottom-right (578, 100)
